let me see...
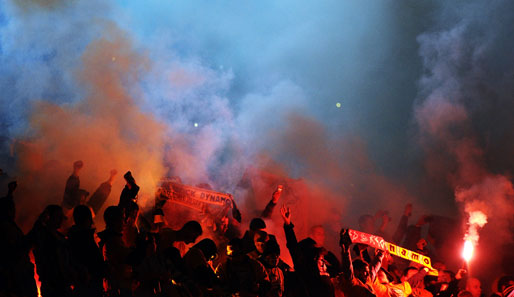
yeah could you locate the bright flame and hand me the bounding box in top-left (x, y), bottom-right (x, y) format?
top-left (29, 249), bottom-right (42, 297)
top-left (462, 240), bottom-right (474, 262)
top-left (461, 209), bottom-right (486, 264)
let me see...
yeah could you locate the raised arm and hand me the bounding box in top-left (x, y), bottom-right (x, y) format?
top-left (281, 205), bottom-right (301, 268)
top-left (403, 215), bottom-right (429, 250)
top-left (281, 205), bottom-right (296, 245)
top-left (261, 185), bottom-right (283, 218)
top-left (339, 228), bottom-right (354, 280)
top-left (376, 210), bottom-right (391, 238)
top-left (392, 203), bottom-right (412, 244)
top-left (230, 195), bottom-right (242, 223)
top-left (368, 249), bottom-right (385, 282)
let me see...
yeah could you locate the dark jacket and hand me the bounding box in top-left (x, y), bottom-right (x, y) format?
top-left (119, 183), bottom-right (140, 210)
top-left (0, 211), bottom-right (37, 297)
top-left (27, 221), bottom-right (76, 295)
top-left (97, 228), bottom-right (131, 292)
top-left (283, 223), bottom-right (335, 297)
top-left (216, 254), bottom-right (270, 296)
top-left (67, 225), bottom-right (105, 281)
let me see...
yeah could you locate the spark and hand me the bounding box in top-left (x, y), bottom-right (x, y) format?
top-left (336, 102), bottom-right (341, 108)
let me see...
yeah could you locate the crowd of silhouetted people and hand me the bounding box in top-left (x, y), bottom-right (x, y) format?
top-left (1, 161), bottom-right (513, 297)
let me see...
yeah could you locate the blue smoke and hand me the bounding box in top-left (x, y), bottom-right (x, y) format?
top-left (0, 0), bottom-right (420, 184)
top-left (1, 0), bottom-right (513, 216)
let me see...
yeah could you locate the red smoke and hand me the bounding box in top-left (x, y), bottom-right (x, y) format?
top-left (415, 82), bottom-right (514, 280)
top-left (12, 26), bottom-right (167, 230)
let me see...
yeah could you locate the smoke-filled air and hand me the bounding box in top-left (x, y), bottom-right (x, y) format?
top-left (1, 0), bottom-right (513, 296)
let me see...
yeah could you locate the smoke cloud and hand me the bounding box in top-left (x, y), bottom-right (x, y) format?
top-left (414, 0), bottom-right (514, 282)
top-left (1, 0), bottom-right (514, 290)
top-left (11, 25), bottom-right (170, 229)
top-left (0, 0), bottom-right (422, 236)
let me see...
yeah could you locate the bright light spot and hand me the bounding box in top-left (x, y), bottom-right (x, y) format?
top-left (194, 123), bottom-right (199, 127)
top-left (462, 240), bottom-right (474, 262)
top-left (469, 210), bottom-right (487, 227)
top-left (112, 57), bottom-right (116, 61)
top-left (336, 102), bottom-right (341, 108)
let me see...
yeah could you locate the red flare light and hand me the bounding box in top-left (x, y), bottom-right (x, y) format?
top-left (462, 240), bottom-right (474, 262)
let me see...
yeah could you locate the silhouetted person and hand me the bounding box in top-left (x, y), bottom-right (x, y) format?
top-left (309, 225), bottom-right (341, 278)
top-left (142, 220), bottom-right (203, 295)
top-left (68, 205), bottom-right (105, 297)
top-left (247, 230), bottom-right (269, 260)
top-left (0, 183), bottom-right (38, 297)
top-left (260, 240), bottom-right (285, 297)
top-left (122, 201), bottom-right (140, 248)
top-left (183, 238), bottom-right (219, 296)
top-left (97, 206), bottom-right (131, 297)
top-left (337, 228), bottom-right (385, 297)
top-left (216, 237), bottom-right (270, 297)
top-left (280, 205), bottom-right (335, 297)
top-left (119, 171), bottom-right (139, 215)
top-left (87, 169), bottom-right (117, 215)
top-left (426, 269), bottom-right (465, 297)
top-left (1, 180), bottom-right (17, 200)
top-left (62, 160), bottom-right (89, 211)
top-left (242, 217), bottom-right (276, 254)
top-left (131, 232), bottom-right (171, 297)
top-left (159, 220), bottom-right (203, 253)
top-left (246, 228), bottom-right (290, 278)
top-left (27, 205), bottom-right (76, 297)
top-left (497, 275), bottom-right (514, 297)
top-left (392, 204), bottom-right (412, 245)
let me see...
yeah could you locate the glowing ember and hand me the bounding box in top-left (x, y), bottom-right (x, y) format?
top-left (462, 239), bottom-right (474, 262)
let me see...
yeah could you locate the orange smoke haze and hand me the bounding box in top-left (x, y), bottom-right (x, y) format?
top-left (5, 19), bottom-right (418, 245)
top-left (13, 26), bottom-right (167, 230)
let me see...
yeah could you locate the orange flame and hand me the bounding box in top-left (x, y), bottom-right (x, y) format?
top-left (29, 249), bottom-right (42, 297)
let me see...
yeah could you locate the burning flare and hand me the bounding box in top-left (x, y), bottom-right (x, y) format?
top-left (462, 239), bottom-right (474, 262)
top-left (462, 210), bottom-right (487, 263)
top-left (29, 249), bottom-right (42, 297)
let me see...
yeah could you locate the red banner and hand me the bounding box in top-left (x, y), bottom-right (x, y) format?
top-left (158, 180), bottom-right (233, 211)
